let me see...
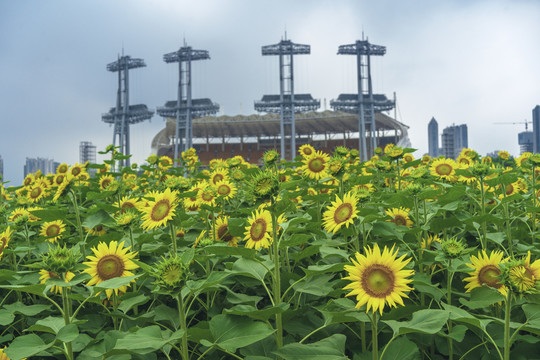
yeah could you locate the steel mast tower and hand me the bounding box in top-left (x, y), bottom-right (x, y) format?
top-left (255, 34), bottom-right (319, 160)
top-left (102, 54), bottom-right (154, 168)
top-left (331, 37), bottom-right (393, 161)
top-left (157, 43), bottom-right (219, 162)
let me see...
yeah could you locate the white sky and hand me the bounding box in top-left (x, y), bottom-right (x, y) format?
top-left (1, 0), bottom-right (539, 185)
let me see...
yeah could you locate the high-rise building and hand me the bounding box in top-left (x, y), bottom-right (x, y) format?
top-left (428, 117), bottom-right (439, 157)
top-left (24, 157), bottom-right (56, 177)
top-left (518, 131), bottom-right (533, 154)
top-left (80, 141), bottom-right (96, 164)
top-left (441, 124), bottom-right (468, 159)
top-left (533, 105), bottom-right (540, 153)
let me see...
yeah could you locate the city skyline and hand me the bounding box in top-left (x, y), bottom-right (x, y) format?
top-left (1, 0), bottom-right (539, 185)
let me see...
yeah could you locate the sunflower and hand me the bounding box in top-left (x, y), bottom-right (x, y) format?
top-left (456, 155), bottom-right (474, 167)
top-left (23, 173), bottom-right (35, 187)
top-left (83, 241), bottom-right (138, 299)
top-left (99, 175), bottom-right (115, 190)
top-left (463, 250), bottom-right (508, 296)
top-left (39, 270), bottom-right (75, 294)
top-left (40, 220), bottom-right (66, 242)
top-left (1, 186), bottom-right (12, 201)
top-left (244, 209), bottom-right (273, 250)
top-left (298, 144), bottom-right (315, 158)
top-left (343, 244), bottom-right (414, 315)
top-left (87, 224), bottom-right (107, 236)
top-left (0, 227), bottom-right (13, 260)
top-left (214, 217), bottom-right (239, 247)
top-left (158, 155), bottom-right (173, 170)
top-left (516, 152), bottom-right (532, 168)
top-left (9, 208), bottom-right (30, 223)
top-left (27, 183), bottom-right (47, 203)
top-left (421, 234), bottom-right (441, 251)
top-left (115, 196), bottom-right (141, 213)
top-left (56, 163), bottom-right (69, 174)
top-left (214, 180), bottom-right (237, 200)
top-left (197, 183), bottom-right (217, 206)
top-left (52, 174), bottom-right (74, 202)
top-left (385, 208), bottom-right (413, 228)
top-left (322, 192), bottom-right (359, 234)
top-left (301, 150), bottom-right (330, 180)
top-left (140, 188), bottom-right (178, 230)
top-left (430, 158), bottom-right (457, 180)
top-left (498, 150), bottom-right (510, 160)
top-left (69, 163), bottom-right (86, 178)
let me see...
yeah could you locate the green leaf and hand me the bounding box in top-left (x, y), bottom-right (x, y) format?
top-left (209, 314), bottom-right (275, 353)
top-left (315, 298), bottom-right (370, 324)
top-left (114, 325), bottom-right (184, 354)
top-left (272, 334), bottom-right (348, 359)
top-left (0, 310), bottom-right (15, 326)
top-left (204, 244), bottom-right (256, 258)
top-left (57, 324), bottom-right (79, 343)
top-left (27, 316), bottom-right (65, 334)
top-left (447, 324), bottom-right (468, 342)
top-left (94, 274), bottom-right (141, 290)
top-left (224, 303), bottom-right (290, 321)
top-left (459, 287), bottom-right (505, 309)
top-left (293, 274), bottom-right (335, 297)
top-left (186, 271), bottom-right (230, 294)
top-left (3, 302), bottom-right (50, 316)
top-left (413, 273), bottom-right (444, 302)
top-left (383, 309), bottom-right (449, 336)
top-left (5, 334), bottom-right (54, 359)
top-left (228, 217), bottom-right (247, 237)
top-left (82, 209), bottom-right (114, 230)
top-left (381, 336), bottom-right (419, 360)
top-left (302, 263), bottom-right (344, 276)
top-left (231, 258), bottom-right (270, 282)
top-left (442, 303), bottom-right (492, 332)
top-left (117, 294), bottom-right (149, 313)
top-left (0, 284), bottom-right (47, 296)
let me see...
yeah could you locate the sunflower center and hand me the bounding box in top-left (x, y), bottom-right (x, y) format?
top-left (217, 225), bottom-right (233, 242)
top-left (122, 202), bottom-right (135, 211)
top-left (393, 215), bottom-right (407, 226)
top-left (217, 184), bottom-right (231, 196)
top-left (56, 175), bottom-right (64, 185)
top-left (435, 164), bottom-right (453, 176)
top-left (46, 225), bottom-right (60, 237)
top-left (362, 265), bottom-right (395, 298)
top-left (30, 187), bottom-right (42, 198)
top-left (201, 190), bottom-right (214, 202)
top-left (334, 203), bottom-right (353, 224)
top-left (151, 200), bottom-right (171, 221)
top-left (303, 148), bottom-right (313, 156)
top-left (58, 165), bottom-right (68, 173)
top-left (505, 184), bottom-right (514, 195)
top-left (478, 265), bottom-right (502, 288)
top-left (308, 157), bottom-right (325, 173)
top-left (213, 174), bottom-right (224, 184)
top-left (101, 179), bottom-right (111, 189)
top-left (72, 167), bottom-right (81, 176)
top-left (250, 219), bottom-right (268, 241)
top-left (96, 254), bottom-right (125, 280)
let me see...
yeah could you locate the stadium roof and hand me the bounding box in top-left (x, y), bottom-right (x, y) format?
top-left (152, 110), bottom-right (409, 149)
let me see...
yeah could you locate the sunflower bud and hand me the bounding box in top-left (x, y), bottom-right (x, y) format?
top-left (153, 256), bottom-right (186, 293)
top-left (250, 170), bottom-right (279, 200)
top-left (471, 163), bottom-right (491, 178)
top-left (441, 237), bottom-right (466, 259)
top-left (263, 150), bottom-right (280, 167)
top-left (405, 183), bottom-right (423, 196)
top-left (43, 245), bottom-right (79, 274)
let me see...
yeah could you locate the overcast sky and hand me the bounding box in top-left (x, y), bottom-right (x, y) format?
top-left (1, 0), bottom-right (539, 185)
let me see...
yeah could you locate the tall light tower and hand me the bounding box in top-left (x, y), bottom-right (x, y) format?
top-left (331, 37), bottom-right (394, 161)
top-left (157, 43), bottom-right (219, 161)
top-left (102, 55), bottom-right (154, 167)
top-left (255, 34), bottom-right (319, 160)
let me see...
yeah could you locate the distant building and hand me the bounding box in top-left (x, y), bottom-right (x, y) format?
top-left (0, 155), bottom-right (3, 181)
top-left (24, 157), bottom-right (56, 177)
top-left (428, 117), bottom-right (439, 157)
top-left (441, 124), bottom-right (468, 159)
top-left (518, 131), bottom-right (533, 154)
top-left (533, 105), bottom-right (540, 153)
top-left (80, 141), bottom-right (96, 164)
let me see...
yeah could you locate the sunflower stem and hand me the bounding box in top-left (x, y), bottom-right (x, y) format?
top-left (69, 190), bottom-right (86, 256)
top-left (447, 259), bottom-right (454, 360)
top-left (479, 178), bottom-right (487, 250)
top-left (502, 201), bottom-right (513, 259)
top-left (271, 199), bottom-right (283, 351)
top-left (170, 223), bottom-right (177, 257)
top-left (371, 312), bottom-right (378, 360)
top-left (177, 293), bottom-right (190, 360)
top-left (503, 289), bottom-right (512, 360)
top-left (61, 284), bottom-right (74, 360)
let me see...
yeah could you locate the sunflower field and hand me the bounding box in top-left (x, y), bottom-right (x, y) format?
top-left (1, 145), bottom-right (540, 360)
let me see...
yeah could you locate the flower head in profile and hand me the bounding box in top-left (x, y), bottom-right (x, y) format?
top-left (343, 244), bottom-right (414, 315)
top-left (0, 227), bottom-right (13, 260)
top-left (83, 241), bottom-right (138, 299)
top-left (39, 270), bottom-right (75, 295)
top-left (385, 208), bottom-right (413, 228)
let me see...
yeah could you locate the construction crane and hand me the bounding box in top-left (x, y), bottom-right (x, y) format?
top-left (494, 120), bottom-right (532, 131)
